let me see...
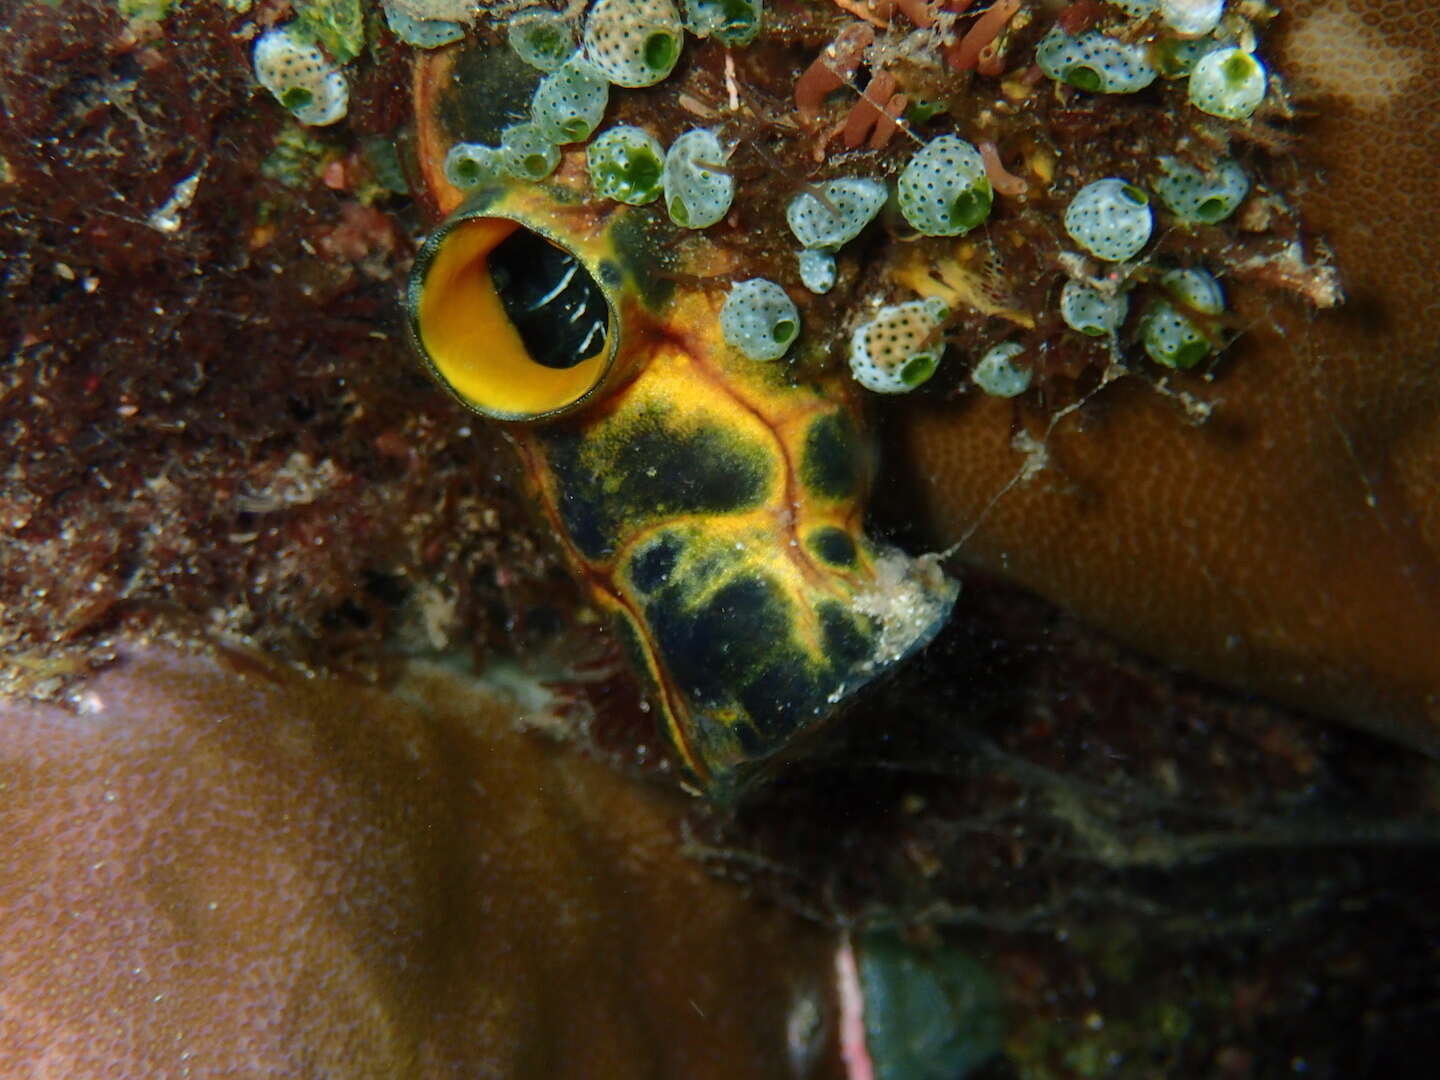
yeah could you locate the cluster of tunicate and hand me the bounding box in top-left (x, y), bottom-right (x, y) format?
top-left (507, 9), bottom-right (577, 71)
top-left (1036, 27), bottom-right (1158, 95)
top-left (849, 298), bottom-right (949, 394)
top-left (1160, 0), bottom-right (1224, 37)
top-left (787, 179), bottom-right (887, 253)
top-left (684, 0), bottom-right (763, 45)
top-left (663, 129), bottom-right (734, 228)
top-left (252, 24), bottom-right (349, 126)
top-left (583, 0), bottom-right (685, 87)
top-left (897, 136), bottom-right (992, 238)
top-left (1153, 156), bottom-right (1250, 223)
top-left (1064, 179), bottom-right (1153, 262)
top-left (1142, 267), bottom-right (1225, 368)
top-left (587, 126), bottom-right (665, 204)
top-left (1059, 281), bottom-right (1128, 337)
top-left (972, 343), bottom-right (1032, 398)
top-left (798, 250), bottom-right (837, 294)
top-left (500, 122), bottom-right (562, 181)
top-left (720, 279), bottom-right (799, 361)
top-left (382, 0), bottom-right (464, 48)
top-left (532, 57), bottom-right (611, 144)
top-left (1189, 47), bottom-right (1267, 119)
top-left (444, 142), bottom-right (503, 190)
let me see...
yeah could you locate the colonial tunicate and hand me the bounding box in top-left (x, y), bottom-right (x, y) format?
top-left (897, 136), bottom-right (992, 238)
top-left (786, 179), bottom-right (887, 253)
top-left (1161, 266), bottom-right (1226, 313)
top-left (1153, 156), bottom-right (1250, 223)
top-left (972, 343), bottom-right (1033, 398)
top-left (531, 57), bottom-right (611, 145)
top-left (1035, 27), bottom-right (1158, 95)
top-left (720, 279), bottom-right (800, 361)
top-left (583, 0), bottom-right (685, 88)
top-left (443, 142), bottom-right (503, 190)
top-left (849, 298), bottom-right (949, 394)
top-left (1142, 269), bottom-right (1225, 369)
top-left (500, 122), bottom-right (561, 181)
top-left (1064, 179), bottom-right (1153, 262)
top-left (683, 0), bottom-right (763, 45)
top-left (507, 9), bottom-right (577, 71)
top-left (662, 129), bottom-right (734, 229)
top-left (587, 126), bottom-right (665, 204)
top-left (1160, 0), bottom-right (1224, 37)
top-left (382, 0), bottom-right (465, 49)
top-left (798, 249), bottom-right (837, 294)
top-left (1188, 46), bottom-right (1267, 120)
top-left (252, 24), bottom-right (349, 127)
top-left (1059, 280), bottom-right (1128, 336)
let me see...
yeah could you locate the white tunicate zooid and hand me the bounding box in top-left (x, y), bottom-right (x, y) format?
top-left (382, 0), bottom-right (465, 48)
top-left (531, 56), bottom-right (611, 145)
top-left (500, 122), bottom-right (561, 181)
top-left (1064, 178), bottom-right (1153, 262)
top-left (507, 9), bottom-right (577, 71)
top-left (252, 25), bottom-right (350, 127)
top-left (444, 143), bottom-right (503, 190)
top-left (1035, 27), bottom-right (1158, 94)
top-left (583, 0), bottom-right (685, 87)
top-left (720, 279), bottom-right (800, 361)
top-left (848, 298), bottom-right (949, 394)
top-left (1059, 280), bottom-right (1128, 336)
top-left (897, 136), bottom-right (992, 237)
top-left (786, 178), bottom-right (887, 252)
top-left (1160, 0), bottom-right (1224, 38)
top-left (797, 250), bottom-right (837, 294)
top-left (1161, 267), bottom-right (1225, 313)
top-left (663, 129), bottom-right (734, 229)
top-left (972, 343), bottom-right (1032, 398)
top-left (1153, 156), bottom-right (1250, 223)
top-left (1188, 46), bottom-right (1267, 120)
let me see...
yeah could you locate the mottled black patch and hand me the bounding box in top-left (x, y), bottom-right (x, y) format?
top-left (646, 574), bottom-right (790, 709)
top-left (606, 205), bottom-right (677, 310)
top-left (807, 525), bottom-right (858, 567)
top-left (597, 260), bottom-right (623, 290)
top-left (538, 404), bottom-right (771, 560)
top-left (801, 410), bottom-right (863, 500)
top-left (440, 43), bottom-right (542, 146)
top-left (628, 532), bottom-right (682, 594)
top-left (818, 601), bottom-right (875, 670)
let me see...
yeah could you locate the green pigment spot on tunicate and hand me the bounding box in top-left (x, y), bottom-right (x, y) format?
top-left (772, 319), bottom-right (796, 344)
top-left (1121, 184), bottom-right (1149, 205)
top-left (1196, 197), bottom-right (1227, 222)
top-left (523, 153), bottom-right (548, 176)
top-left (1067, 66), bottom-right (1102, 93)
top-left (561, 118), bottom-right (588, 141)
top-left (900, 353), bottom-right (938, 387)
top-left (281, 86), bottom-right (315, 111)
top-left (645, 31), bottom-right (678, 71)
top-left (1171, 339), bottom-right (1209, 368)
top-left (949, 189), bottom-right (991, 231)
top-left (1222, 52), bottom-right (1255, 86)
top-left (668, 196), bottom-right (690, 226)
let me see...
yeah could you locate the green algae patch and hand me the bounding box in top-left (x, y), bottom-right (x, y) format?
top-left (294, 0), bottom-right (367, 64)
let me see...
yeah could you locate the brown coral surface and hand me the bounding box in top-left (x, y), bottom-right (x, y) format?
top-left (897, 0), bottom-right (1440, 750)
top-left (0, 643), bottom-right (838, 1077)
